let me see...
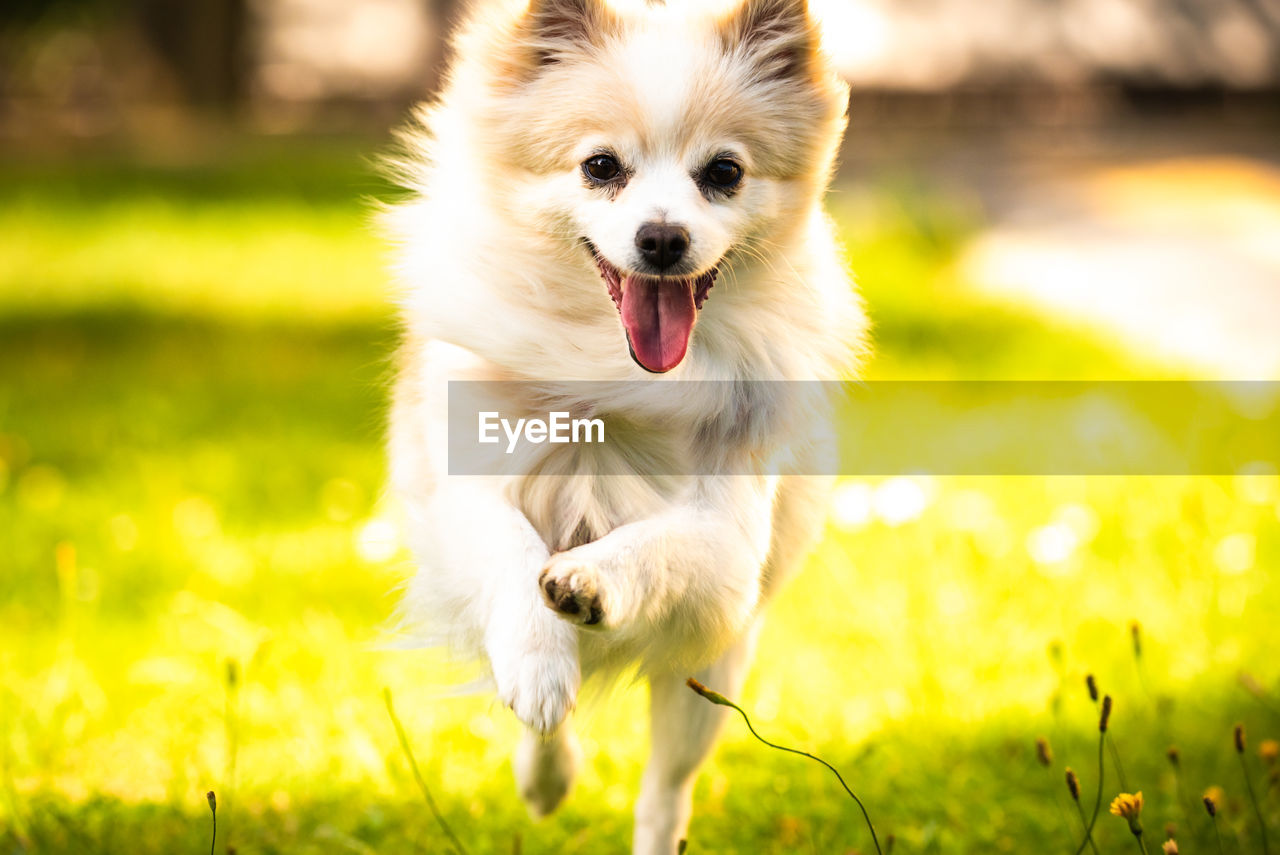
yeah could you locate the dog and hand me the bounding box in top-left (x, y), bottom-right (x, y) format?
top-left (384, 0), bottom-right (864, 850)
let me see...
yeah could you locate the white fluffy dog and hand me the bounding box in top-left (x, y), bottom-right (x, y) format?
top-left (385, 0), bottom-right (864, 850)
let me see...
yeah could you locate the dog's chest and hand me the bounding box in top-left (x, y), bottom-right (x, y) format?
top-left (509, 395), bottom-right (785, 553)
top-left (510, 422), bottom-right (694, 553)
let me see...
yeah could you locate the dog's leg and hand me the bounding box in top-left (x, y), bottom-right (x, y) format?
top-left (539, 476), bottom-right (776, 646)
top-left (633, 623), bottom-right (760, 855)
top-left (514, 722), bottom-right (582, 817)
top-left (410, 483), bottom-right (581, 734)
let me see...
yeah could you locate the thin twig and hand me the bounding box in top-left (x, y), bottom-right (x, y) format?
top-left (687, 678), bottom-right (882, 855)
top-left (1212, 814), bottom-right (1227, 855)
top-left (1091, 694), bottom-right (1128, 791)
top-left (223, 660), bottom-right (239, 854)
top-left (1170, 761), bottom-right (1196, 840)
top-left (382, 687), bottom-right (469, 855)
top-left (1075, 728), bottom-right (1106, 855)
top-left (206, 791), bottom-right (217, 855)
top-left (1073, 800), bottom-right (1101, 855)
top-left (1107, 734), bottom-right (1130, 792)
top-left (1240, 751), bottom-right (1273, 855)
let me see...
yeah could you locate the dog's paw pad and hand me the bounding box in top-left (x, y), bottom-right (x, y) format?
top-left (539, 558), bottom-right (606, 627)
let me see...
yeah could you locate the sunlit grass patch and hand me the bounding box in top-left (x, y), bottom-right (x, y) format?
top-left (0, 142), bottom-right (396, 322)
top-left (1, 140), bottom-right (1278, 853)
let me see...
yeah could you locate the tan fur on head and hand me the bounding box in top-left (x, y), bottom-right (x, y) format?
top-left (470, 0), bottom-right (848, 180)
top-left (717, 0), bottom-right (820, 82)
top-left (497, 0), bottom-right (623, 85)
top-left (387, 0), bottom-right (861, 381)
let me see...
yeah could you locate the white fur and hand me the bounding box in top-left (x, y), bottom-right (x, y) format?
top-left (385, 0), bottom-right (865, 851)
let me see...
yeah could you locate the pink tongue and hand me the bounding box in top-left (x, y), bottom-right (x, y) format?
top-left (619, 275), bottom-right (696, 373)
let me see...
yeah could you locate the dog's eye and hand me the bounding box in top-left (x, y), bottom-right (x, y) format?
top-left (582, 154), bottom-right (621, 183)
top-left (703, 158), bottom-right (743, 190)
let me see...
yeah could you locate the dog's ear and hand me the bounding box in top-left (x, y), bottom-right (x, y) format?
top-left (513, 0), bottom-right (620, 73)
top-left (718, 0), bottom-right (820, 81)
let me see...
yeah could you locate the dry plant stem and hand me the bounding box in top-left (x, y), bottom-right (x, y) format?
top-left (223, 662), bottom-right (239, 854)
top-left (1075, 733), bottom-right (1106, 855)
top-left (1131, 638), bottom-right (1153, 710)
top-left (208, 793), bottom-right (217, 855)
top-left (1091, 696), bottom-right (1129, 790)
top-left (1107, 734), bottom-right (1130, 791)
top-left (382, 688), bottom-right (469, 855)
top-left (1240, 751), bottom-right (1272, 855)
top-left (686, 679), bottom-right (882, 855)
top-left (1212, 815), bottom-right (1227, 855)
top-left (1171, 766), bottom-right (1196, 839)
top-left (1073, 801), bottom-right (1101, 855)
top-left (1049, 770), bottom-right (1080, 851)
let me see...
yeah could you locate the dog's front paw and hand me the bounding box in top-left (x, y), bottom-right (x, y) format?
top-left (490, 639), bottom-right (580, 735)
top-left (539, 553), bottom-right (609, 627)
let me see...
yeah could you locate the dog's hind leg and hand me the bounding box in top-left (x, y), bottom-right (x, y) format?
top-left (632, 623), bottom-right (760, 855)
top-left (514, 721), bottom-right (582, 817)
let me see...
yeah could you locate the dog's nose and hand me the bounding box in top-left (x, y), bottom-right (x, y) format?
top-left (635, 222), bottom-right (689, 271)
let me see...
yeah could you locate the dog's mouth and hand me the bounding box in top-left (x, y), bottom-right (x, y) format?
top-left (586, 242), bottom-right (717, 374)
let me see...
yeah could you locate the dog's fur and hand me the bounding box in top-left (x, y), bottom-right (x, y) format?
top-left (384, 0), bottom-right (864, 850)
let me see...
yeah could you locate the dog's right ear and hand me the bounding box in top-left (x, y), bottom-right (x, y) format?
top-left (503, 0), bottom-right (620, 79)
top-left (718, 0), bottom-right (820, 82)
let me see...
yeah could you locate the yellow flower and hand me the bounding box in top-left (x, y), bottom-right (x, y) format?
top-left (1111, 791), bottom-right (1144, 820)
top-left (1162, 840), bottom-right (1179, 854)
top-left (1260, 739), bottom-right (1279, 764)
top-left (1203, 785), bottom-right (1225, 811)
top-left (1111, 791), bottom-right (1145, 835)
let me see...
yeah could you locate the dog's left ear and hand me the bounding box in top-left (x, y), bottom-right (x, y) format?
top-left (718, 0), bottom-right (820, 81)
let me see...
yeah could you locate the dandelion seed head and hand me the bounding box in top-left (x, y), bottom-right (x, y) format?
top-left (356, 517), bottom-right (401, 563)
top-left (1035, 737), bottom-right (1053, 767)
top-left (1027, 522), bottom-right (1079, 568)
top-left (830, 481), bottom-right (874, 529)
top-left (1214, 532), bottom-right (1255, 575)
top-left (1066, 768), bottom-right (1081, 801)
top-left (873, 477), bottom-right (930, 526)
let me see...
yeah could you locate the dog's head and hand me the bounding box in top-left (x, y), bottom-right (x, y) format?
top-left (472, 0), bottom-right (848, 373)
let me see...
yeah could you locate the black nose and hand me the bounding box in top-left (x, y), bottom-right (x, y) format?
top-left (635, 222), bottom-right (689, 271)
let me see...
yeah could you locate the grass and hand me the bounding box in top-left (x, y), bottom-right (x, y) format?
top-left (1, 138), bottom-right (1278, 853)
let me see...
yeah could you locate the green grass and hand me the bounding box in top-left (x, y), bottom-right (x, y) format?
top-left (1, 139), bottom-right (1278, 854)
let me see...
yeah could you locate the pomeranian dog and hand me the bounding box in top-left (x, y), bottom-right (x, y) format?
top-left (384, 0), bottom-right (864, 850)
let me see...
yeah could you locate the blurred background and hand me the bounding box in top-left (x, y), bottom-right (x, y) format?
top-left (2, 1), bottom-right (1279, 853)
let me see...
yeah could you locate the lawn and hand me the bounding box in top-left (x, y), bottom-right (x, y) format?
top-left (1, 138), bottom-right (1277, 854)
